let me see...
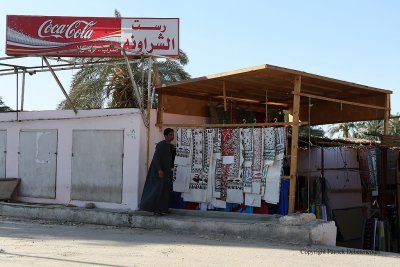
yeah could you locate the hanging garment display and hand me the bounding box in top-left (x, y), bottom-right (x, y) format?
top-left (203, 128), bottom-right (214, 202)
top-left (210, 128), bottom-right (223, 198)
top-left (264, 159), bottom-right (282, 204)
top-left (251, 128), bottom-right (263, 194)
top-left (182, 129), bottom-right (208, 203)
top-left (173, 164), bottom-right (191, 192)
top-left (263, 127), bottom-right (276, 165)
top-left (367, 147), bottom-right (378, 196)
top-left (225, 128), bottom-right (243, 204)
top-left (275, 127), bottom-right (285, 160)
top-left (173, 128), bottom-right (192, 192)
top-left (240, 128), bottom-right (254, 193)
top-left (175, 128), bottom-right (192, 165)
top-left (175, 125), bottom-right (286, 210)
top-left (261, 127), bottom-right (275, 195)
top-left (219, 128), bottom-right (233, 201)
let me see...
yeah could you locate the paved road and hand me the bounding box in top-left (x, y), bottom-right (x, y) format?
top-left (0, 216), bottom-right (398, 267)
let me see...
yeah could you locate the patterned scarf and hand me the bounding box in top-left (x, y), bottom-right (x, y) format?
top-left (173, 128), bottom-right (192, 193)
top-left (275, 127), bottom-right (285, 160)
top-left (263, 159), bottom-right (282, 204)
top-left (211, 128), bottom-right (223, 198)
top-left (240, 128), bottom-right (253, 193)
top-left (182, 129), bottom-right (208, 202)
top-left (263, 127), bottom-right (276, 165)
top-left (251, 128), bottom-right (263, 194)
top-left (225, 128), bottom-right (243, 204)
top-left (174, 128), bottom-right (192, 166)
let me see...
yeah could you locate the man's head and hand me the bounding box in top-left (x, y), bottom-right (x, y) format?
top-left (163, 128), bottom-right (174, 143)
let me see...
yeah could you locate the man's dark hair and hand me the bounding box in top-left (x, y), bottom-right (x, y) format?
top-left (164, 128), bottom-right (174, 136)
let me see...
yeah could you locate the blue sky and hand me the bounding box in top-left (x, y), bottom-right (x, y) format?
top-left (0, 0), bottom-right (399, 114)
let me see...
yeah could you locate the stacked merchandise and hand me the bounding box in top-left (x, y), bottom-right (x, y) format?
top-left (173, 127), bottom-right (286, 210)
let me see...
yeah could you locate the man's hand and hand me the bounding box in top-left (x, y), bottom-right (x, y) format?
top-left (158, 170), bottom-right (165, 178)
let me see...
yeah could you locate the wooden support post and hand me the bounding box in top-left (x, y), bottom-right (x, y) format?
top-left (156, 89), bottom-right (164, 131)
top-left (289, 75), bottom-right (301, 213)
top-left (384, 94), bottom-right (391, 135)
top-left (223, 80), bottom-right (227, 112)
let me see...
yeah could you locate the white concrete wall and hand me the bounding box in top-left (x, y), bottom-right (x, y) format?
top-left (0, 109), bottom-right (145, 210)
top-left (298, 147), bottom-right (363, 215)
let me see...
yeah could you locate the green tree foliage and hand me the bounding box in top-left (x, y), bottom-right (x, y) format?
top-left (327, 114), bottom-right (400, 140)
top-left (327, 122), bottom-right (361, 138)
top-left (0, 97), bottom-right (12, 112)
top-left (299, 126), bottom-right (325, 137)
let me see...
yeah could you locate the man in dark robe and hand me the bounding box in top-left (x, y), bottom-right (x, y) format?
top-left (140, 128), bottom-right (174, 215)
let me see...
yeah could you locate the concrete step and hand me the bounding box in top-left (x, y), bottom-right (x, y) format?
top-left (0, 202), bottom-right (336, 246)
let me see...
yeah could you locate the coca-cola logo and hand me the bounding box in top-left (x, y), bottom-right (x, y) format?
top-left (38, 19), bottom-right (96, 39)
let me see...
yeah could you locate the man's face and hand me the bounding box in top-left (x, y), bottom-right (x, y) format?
top-left (166, 131), bottom-right (174, 142)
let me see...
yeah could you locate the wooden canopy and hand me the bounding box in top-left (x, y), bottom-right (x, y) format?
top-left (157, 64), bottom-right (392, 125)
top-left (155, 64), bottom-right (392, 214)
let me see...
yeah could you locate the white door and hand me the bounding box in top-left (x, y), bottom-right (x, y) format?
top-left (18, 130), bottom-right (57, 198)
top-left (71, 130), bottom-right (124, 203)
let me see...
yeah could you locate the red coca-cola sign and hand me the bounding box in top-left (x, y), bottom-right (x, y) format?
top-left (38, 19), bottom-right (96, 39)
top-left (6, 15), bottom-right (179, 58)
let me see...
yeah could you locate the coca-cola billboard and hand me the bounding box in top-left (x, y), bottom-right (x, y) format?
top-left (6, 15), bottom-right (179, 58)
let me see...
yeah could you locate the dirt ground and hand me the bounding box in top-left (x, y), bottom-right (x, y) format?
top-left (0, 216), bottom-right (399, 267)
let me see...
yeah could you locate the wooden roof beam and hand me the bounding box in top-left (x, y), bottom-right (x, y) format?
top-left (294, 91), bottom-right (389, 110)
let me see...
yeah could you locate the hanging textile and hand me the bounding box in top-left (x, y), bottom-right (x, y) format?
top-left (182, 129), bottom-right (208, 203)
top-left (175, 128), bottom-right (192, 165)
top-left (275, 127), bottom-right (285, 160)
top-left (219, 128), bottom-right (233, 201)
top-left (261, 127), bottom-right (275, 195)
top-left (173, 164), bottom-right (191, 192)
top-left (263, 127), bottom-right (276, 165)
top-left (367, 147), bottom-right (378, 196)
top-left (261, 164), bottom-right (268, 196)
top-left (173, 128), bottom-right (192, 193)
top-left (203, 128), bottom-right (214, 202)
top-left (225, 129), bottom-right (243, 204)
top-left (245, 193), bottom-right (261, 207)
top-left (210, 128), bottom-right (223, 198)
top-left (264, 159), bottom-right (282, 204)
top-left (243, 127), bottom-right (263, 207)
top-left (251, 128), bottom-right (263, 194)
top-left (211, 197), bottom-right (226, 209)
top-left (240, 128), bottom-right (254, 193)
top-left (278, 179), bottom-right (290, 215)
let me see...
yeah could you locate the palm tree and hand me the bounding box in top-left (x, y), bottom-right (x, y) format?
top-left (358, 120), bottom-right (383, 140)
top-left (327, 122), bottom-right (361, 138)
top-left (58, 57), bottom-right (114, 109)
top-left (106, 51), bottom-right (190, 108)
top-left (0, 97), bottom-right (11, 112)
top-left (58, 10), bottom-right (190, 110)
top-left (299, 126), bottom-right (325, 137)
